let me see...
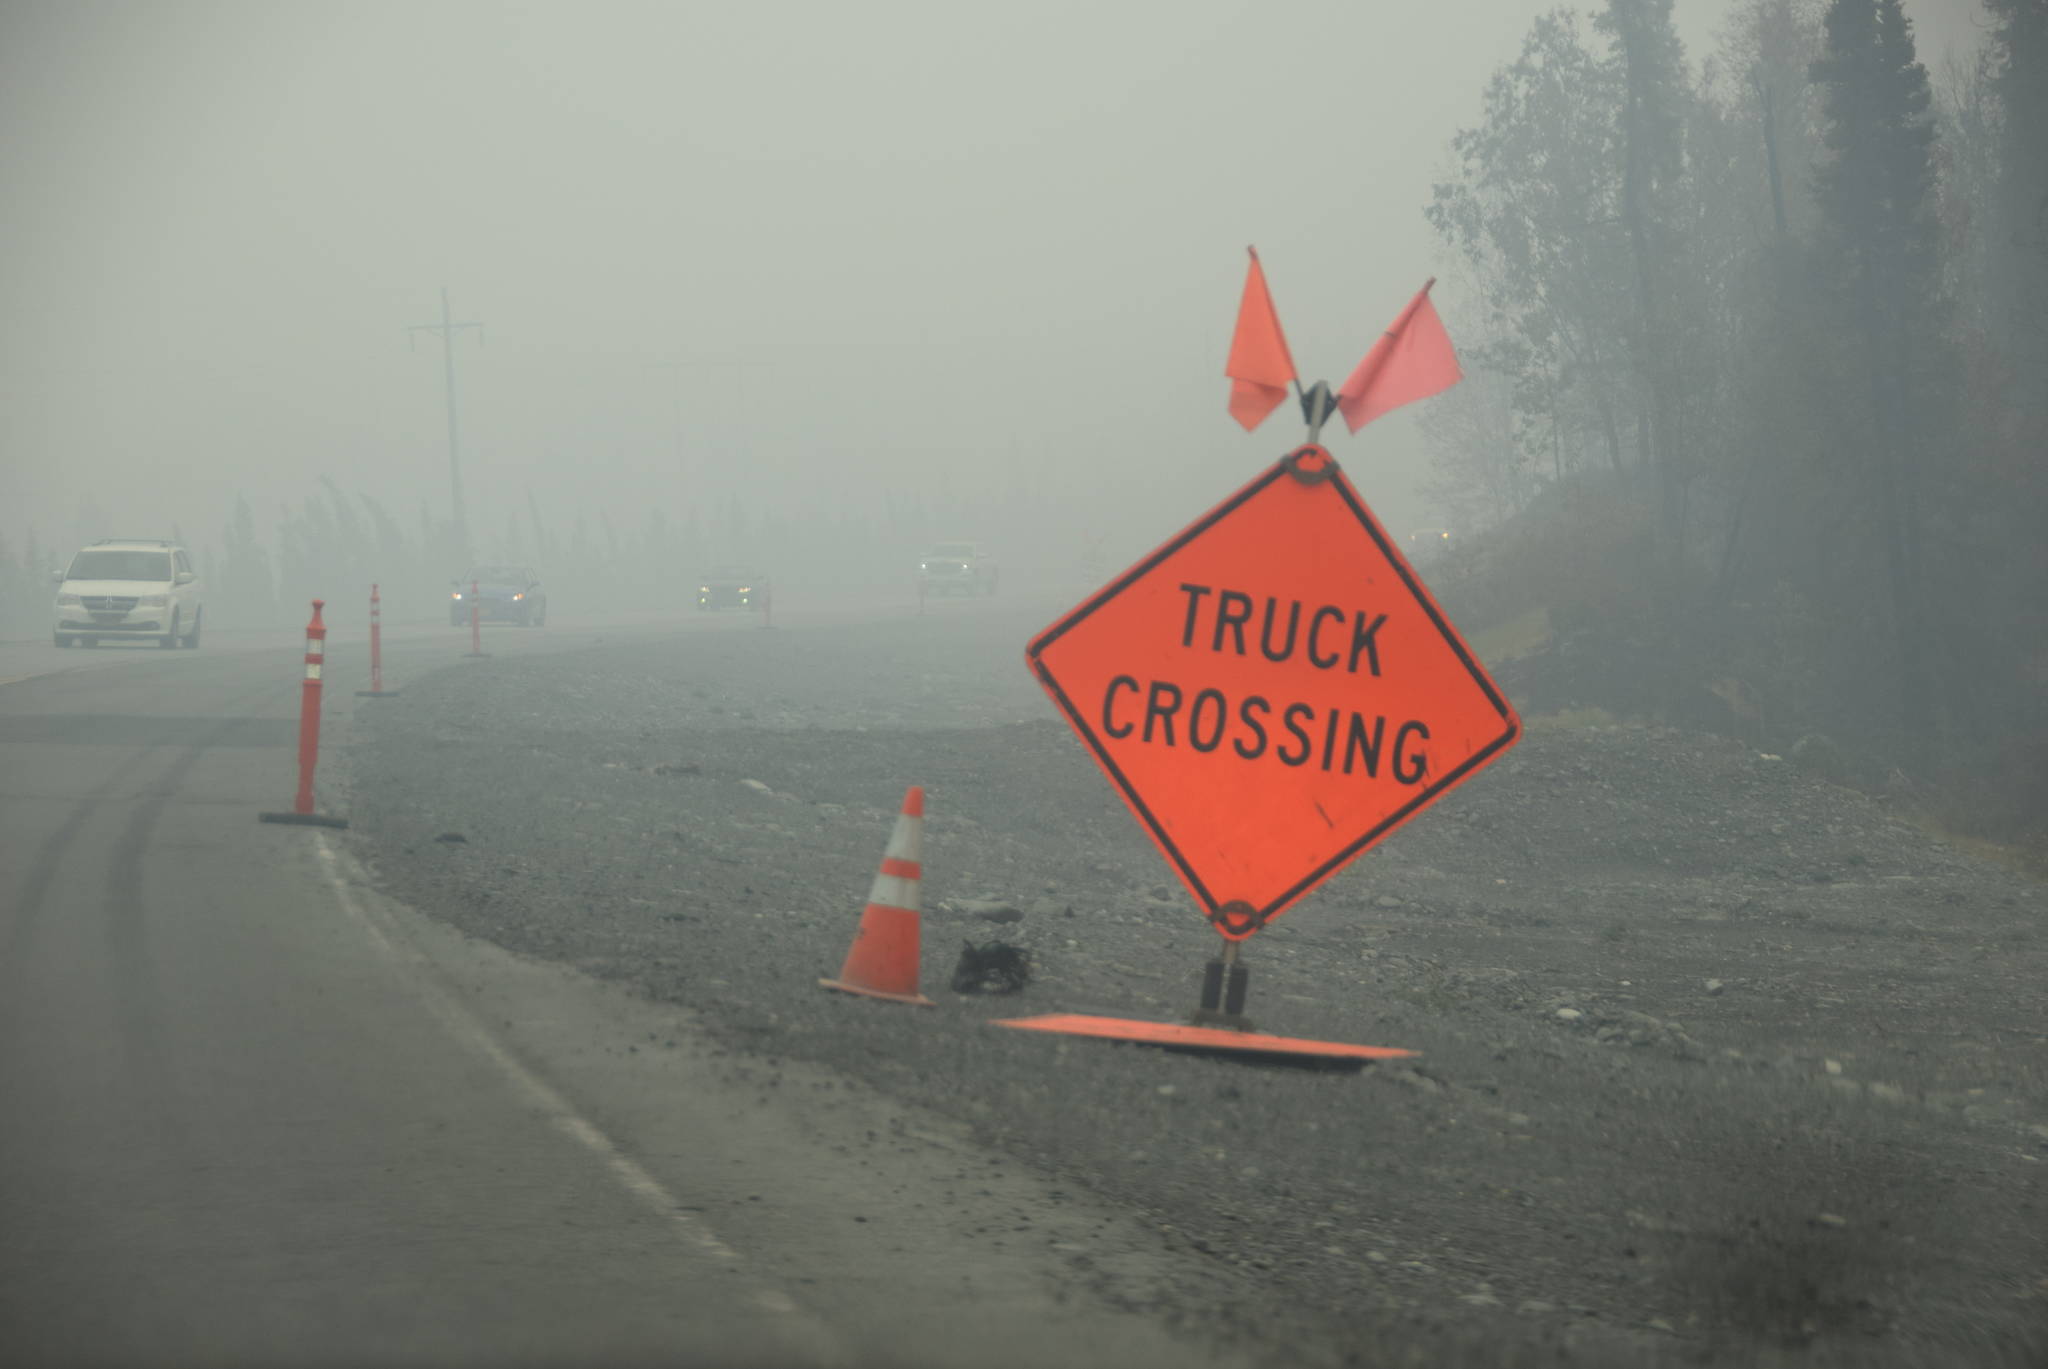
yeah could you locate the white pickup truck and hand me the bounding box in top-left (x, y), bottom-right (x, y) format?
top-left (917, 541), bottom-right (998, 597)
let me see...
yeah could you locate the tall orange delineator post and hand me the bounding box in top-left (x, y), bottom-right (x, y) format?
top-left (260, 600), bottom-right (349, 828)
top-left (465, 578), bottom-right (488, 658)
top-left (355, 583), bottom-right (400, 697)
top-left (820, 785), bottom-right (934, 1005)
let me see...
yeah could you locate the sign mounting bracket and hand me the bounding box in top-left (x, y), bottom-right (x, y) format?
top-left (1296, 378), bottom-right (1340, 446)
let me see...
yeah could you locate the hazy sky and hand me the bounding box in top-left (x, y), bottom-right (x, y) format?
top-left (0, 0), bottom-right (1992, 567)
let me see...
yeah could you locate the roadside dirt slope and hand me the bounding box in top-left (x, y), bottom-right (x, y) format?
top-left (346, 604), bottom-right (2047, 1367)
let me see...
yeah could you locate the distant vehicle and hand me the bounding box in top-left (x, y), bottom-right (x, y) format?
top-left (451, 565), bottom-right (547, 627)
top-left (52, 539), bottom-right (204, 649)
top-left (918, 541), bottom-right (997, 597)
top-left (1406, 528), bottom-right (1454, 563)
top-left (697, 567), bottom-right (767, 611)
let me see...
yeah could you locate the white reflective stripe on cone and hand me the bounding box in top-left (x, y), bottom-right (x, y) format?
top-left (306, 663), bottom-right (323, 681)
top-left (882, 819), bottom-right (922, 861)
top-left (864, 872), bottom-right (920, 911)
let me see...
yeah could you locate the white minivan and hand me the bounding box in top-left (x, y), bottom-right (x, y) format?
top-left (52, 540), bottom-right (204, 648)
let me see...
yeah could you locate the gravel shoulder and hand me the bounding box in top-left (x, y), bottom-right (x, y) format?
top-left (344, 598), bottom-right (2048, 1367)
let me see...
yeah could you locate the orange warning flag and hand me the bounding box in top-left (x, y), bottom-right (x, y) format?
top-left (1336, 279), bottom-right (1461, 434)
top-left (1225, 247), bottom-right (1297, 431)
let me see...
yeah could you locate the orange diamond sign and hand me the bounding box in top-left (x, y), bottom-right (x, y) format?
top-left (1027, 445), bottom-right (1519, 939)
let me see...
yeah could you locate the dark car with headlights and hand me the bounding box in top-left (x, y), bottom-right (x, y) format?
top-left (917, 540), bottom-right (997, 596)
top-left (451, 565), bottom-right (547, 626)
top-left (697, 567), bottom-right (766, 611)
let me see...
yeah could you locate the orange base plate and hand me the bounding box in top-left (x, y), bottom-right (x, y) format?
top-left (819, 977), bottom-right (935, 1007)
top-left (993, 1013), bottom-right (1414, 1063)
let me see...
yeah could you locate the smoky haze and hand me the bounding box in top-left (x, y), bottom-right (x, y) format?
top-left (0, 0), bottom-right (1989, 617)
top-left (7, 4), bottom-right (2048, 1364)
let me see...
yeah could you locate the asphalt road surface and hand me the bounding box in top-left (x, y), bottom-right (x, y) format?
top-left (0, 607), bottom-right (1244, 1369)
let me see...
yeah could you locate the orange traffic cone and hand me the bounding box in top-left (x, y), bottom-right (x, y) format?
top-left (820, 786), bottom-right (935, 1006)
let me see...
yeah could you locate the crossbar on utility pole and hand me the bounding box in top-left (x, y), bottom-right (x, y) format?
top-left (408, 287), bottom-right (483, 556)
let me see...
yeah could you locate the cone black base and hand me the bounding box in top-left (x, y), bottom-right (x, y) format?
top-left (259, 811), bottom-right (350, 828)
top-left (819, 977), bottom-right (934, 1007)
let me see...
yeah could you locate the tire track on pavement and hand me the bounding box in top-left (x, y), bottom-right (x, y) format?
top-left (102, 714), bottom-right (274, 1131)
top-left (1, 679), bottom-right (288, 1022)
top-left (2, 761), bottom-right (160, 979)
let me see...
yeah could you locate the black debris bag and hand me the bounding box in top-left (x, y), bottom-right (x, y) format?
top-left (951, 940), bottom-right (1031, 994)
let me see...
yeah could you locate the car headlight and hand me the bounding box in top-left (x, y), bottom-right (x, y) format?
top-left (58, 592), bottom-right (81, 606)
top-left (919, 562), bottom-right (929, 570)
top-left (512, 592), bottom-right (524, 601)
top-left (138, 594), bottom-right (168, 607)
top-left (452, 591), bottom-right (463, 600)
top-left (737, 587), bottom-right (751, 595)
top-left (699, 586), bottom-right (710, 593)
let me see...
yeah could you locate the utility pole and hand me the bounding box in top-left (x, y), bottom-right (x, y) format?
top-left (408, 288), bottom-right (483, 555)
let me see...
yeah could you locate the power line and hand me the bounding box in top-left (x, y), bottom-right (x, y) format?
top-left (407, 287), bottom-right (483, 552)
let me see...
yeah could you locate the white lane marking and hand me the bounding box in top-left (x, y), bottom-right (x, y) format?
top-left (309, 838), bottom-right (815, 1312)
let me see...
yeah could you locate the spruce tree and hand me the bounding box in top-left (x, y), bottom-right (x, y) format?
top-left (1810, 0), bottom-right (1945, 743)
top-left (221, 494), bottom-right (274, 627)
top-left (1983, 0), bottom-right (2048, 382)
top-left (1597, 0), bottom-right (1689, 521)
